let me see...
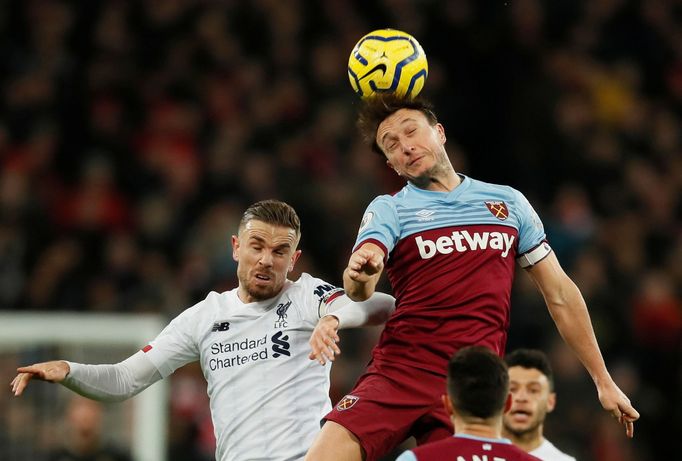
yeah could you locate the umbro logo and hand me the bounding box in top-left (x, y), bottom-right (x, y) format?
top-left (211, 321), bottom-right (230, 332)
top-left (415, 209), bottom-right (435, 221)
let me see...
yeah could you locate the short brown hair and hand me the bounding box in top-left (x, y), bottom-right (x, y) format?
top-left (239, 200), bottom-right (301, 238)
top-left (357, 94), bottom-right (438, 156)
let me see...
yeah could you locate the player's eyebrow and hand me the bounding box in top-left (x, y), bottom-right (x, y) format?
top-left (249, 235), bottom-right (292, 249)
top-left (379, 117), bottom-right (419, 147)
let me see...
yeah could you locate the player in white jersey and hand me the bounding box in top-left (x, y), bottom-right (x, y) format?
top-left (503, 349), bottom-right (577, 461)
top-left (10, 200), bottom-right (395, 461)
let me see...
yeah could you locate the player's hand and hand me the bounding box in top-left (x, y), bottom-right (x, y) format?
top-left (346, 248), bottom-right (384, 283)
top-left (10, 361), bottom-right (70, 396)
top-left (308, 315), bottom-right (341, 365)
top-left (597, 380), bottom-right (640, 438)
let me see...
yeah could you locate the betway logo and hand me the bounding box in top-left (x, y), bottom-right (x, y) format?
top-left (415, 231), bottom-right (515, 259)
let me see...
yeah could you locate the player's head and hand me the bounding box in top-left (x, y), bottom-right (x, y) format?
top-left (232, 200), bottom-right (302, 302)
top-left (357, 95), bottom-right (450, 185)
top-left (502, 348), bottom-right (556, 438)
top-left (65, 396), bottom-right (105, 450)
top-left (445, 346), bottom-right (510, 422)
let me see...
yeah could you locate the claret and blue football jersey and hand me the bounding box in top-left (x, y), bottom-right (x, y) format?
top-left (354, 175), bottom-right (551, 374)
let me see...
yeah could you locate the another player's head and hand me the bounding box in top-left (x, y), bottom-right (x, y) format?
top-left (232, 200), bottom-right (302, 302)
top-left (444, 346), bottom-right (511, 429)
top-left (502, 348), bottom-right (556, 440)
top-left (357, 94), bottom-right (450, 187)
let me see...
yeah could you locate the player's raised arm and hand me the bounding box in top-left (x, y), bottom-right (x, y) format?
top-left (525, 251), bottom-right (640, 438)
top-left (343, 242), bottom-right (386, 301)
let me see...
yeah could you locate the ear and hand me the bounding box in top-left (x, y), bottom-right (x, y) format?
top-left (231, 235), bottom-right (240, 262)
top-left (289, 249), bottom-right (302, 272)
top-left (547, 392), bottom-right (556, 413)
top-left (386, 159), bottom-right (399, 175)
top-left (504, 393), bottom-right (512, 414)
top-left (442, 394), bottom-right (454, 418)
top-left (436, 123), bottom-right (446, 144)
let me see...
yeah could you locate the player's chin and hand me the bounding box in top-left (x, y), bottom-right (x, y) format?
top-left (246, 282), bottom-right (281, 301)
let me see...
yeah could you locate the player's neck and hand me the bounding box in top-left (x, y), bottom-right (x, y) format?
top-left (412, 169), bottom-right (460, 192)
top-left (454, 415), bottom-right (503, 440)
top-left (503, 426), bottom-right (544, 452)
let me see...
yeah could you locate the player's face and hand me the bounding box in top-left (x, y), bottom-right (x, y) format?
top-left (503, 366), bottom-right (555, 437)
top-left (376, 109), bottom-right (448, 184)
top-left (232, 219), bottom-right (301, 303)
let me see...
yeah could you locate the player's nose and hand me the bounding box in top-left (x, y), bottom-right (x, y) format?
top-left (258, 252), bottom-right (274, 266)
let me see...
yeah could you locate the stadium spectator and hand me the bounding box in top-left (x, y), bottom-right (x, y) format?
top-left (10, 199), bottom-right (395, 461)
top-left (305, 95), bottom-right (638, 461)
top-left (47, 395), bottom-right (132, 461)
top-left (502, 348), bottom-right (577, 461)
top-left (396, 346), bottom-right (541, 461)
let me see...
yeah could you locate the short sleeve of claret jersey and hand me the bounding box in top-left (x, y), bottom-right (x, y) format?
top-left (142, 298), bottom-right (206, 378)
top-left (513, 188), bottom-right (547, 255)
top-left (353, 196), bottom-right (400, 258)
top-left (296, 273), bottom-right (344, 329)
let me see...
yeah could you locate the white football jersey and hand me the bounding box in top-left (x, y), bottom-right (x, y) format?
top-left (531, 439), bottom-right (577, 461)
top-left (143, 273), bottom-right (344, 461)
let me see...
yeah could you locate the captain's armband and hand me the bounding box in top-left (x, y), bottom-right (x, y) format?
top-left (517, 241), bottom-right (552, 268)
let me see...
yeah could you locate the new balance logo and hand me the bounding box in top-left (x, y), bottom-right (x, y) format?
top-left (415, 231), bottom-right (515, 259)
top-left (415, 209), bottom-right (435, 221)
top-left (211, 321), bottom-right (230, 332)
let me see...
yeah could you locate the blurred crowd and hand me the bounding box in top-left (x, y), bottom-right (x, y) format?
top-left (0, 0), bottom-right (680, 460)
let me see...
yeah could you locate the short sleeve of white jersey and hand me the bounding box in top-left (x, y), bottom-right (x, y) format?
top-left (295, 273), bottom-right (344, 328)
top-left (354, 196), bottom-right (400, 257)
top-left (143, 297), bottom-right (207, 378)
top-left (513, 188), bottom-right (548, 255)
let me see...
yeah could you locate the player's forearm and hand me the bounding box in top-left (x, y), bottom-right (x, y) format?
top-left (547, 280), bottom-right (612, 385)
top-left (343, 268), bottom-right (378, 301)
top-left (62, 351), bottom-right (162, 402)
top-left (327, 292), bottom-right (395, 328)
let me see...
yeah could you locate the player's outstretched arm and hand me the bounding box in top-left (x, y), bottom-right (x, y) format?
top-left (309, 292), bottom-right (395, 365)
top-left (526, 251), bottom-right (640, 437)
top-left (11, 360), bottom-right (70, 396)
top-left (11, 351), bottom-right (162, 402)
top-left (343, 242), bottom-right (385, 301)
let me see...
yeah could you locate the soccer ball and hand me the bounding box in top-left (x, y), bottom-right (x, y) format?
top-left (348, 29), bottom-right (428, 99)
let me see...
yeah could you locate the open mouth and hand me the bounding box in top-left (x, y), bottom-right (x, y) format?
top-left (254, 273), bottom-right (272, 282)
top-left (509, 409), bottom-right (532, 421)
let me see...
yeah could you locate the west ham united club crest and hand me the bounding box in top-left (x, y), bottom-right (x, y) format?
top-left (485, 201), bottom-right (509, 220)
top-left (336, 395), bottom-right (359, 411)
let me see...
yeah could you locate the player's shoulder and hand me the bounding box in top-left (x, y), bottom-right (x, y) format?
top-left (533, 439), bottom-right (577, 461)
top-left (178, 290), bottom-right (235, 317)
top-left (289, 273), bottom-right (341, 299)
top-left (465, 175), bottom-right (522, 200)
top-left (367, 191), bottom-right (402, 211)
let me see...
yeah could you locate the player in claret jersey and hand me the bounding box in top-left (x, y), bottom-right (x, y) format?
top-left (11, 200), bottom-right (395, 461)
top-left (396, 346), bottom-right (541, 461)
top-left (305, 95), bottom-right (639, 461)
